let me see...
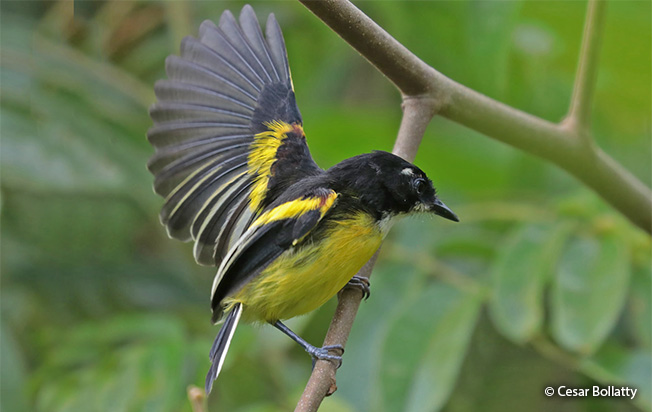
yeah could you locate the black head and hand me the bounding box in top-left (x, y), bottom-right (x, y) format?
top-left (327, 151), bottom-right (458, 222)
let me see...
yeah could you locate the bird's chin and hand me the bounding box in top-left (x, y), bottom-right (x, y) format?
top-left (411, 202), bottom-right (431, 214)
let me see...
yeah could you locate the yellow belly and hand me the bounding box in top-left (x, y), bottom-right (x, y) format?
top-left (225, 212), bottom-right (383, 323)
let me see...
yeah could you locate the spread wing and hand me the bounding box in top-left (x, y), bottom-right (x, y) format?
top-left (147, 5), bottom-right (322, 266)
top-left (210, 189), bottom-right (338, 321)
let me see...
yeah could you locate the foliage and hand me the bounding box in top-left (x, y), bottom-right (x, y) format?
top-left (1, 1), bottom-right (649, 412)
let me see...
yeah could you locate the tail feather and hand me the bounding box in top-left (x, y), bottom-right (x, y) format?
top-left (205, 303), bottom-right (243, 394)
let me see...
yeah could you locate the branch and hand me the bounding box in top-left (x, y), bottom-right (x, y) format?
top-left (563, 0), bottom-right (607, 135)
top-left (299, 0), bottom-right (651, 233)
top-left (393, 97), bottom-right (438, 162)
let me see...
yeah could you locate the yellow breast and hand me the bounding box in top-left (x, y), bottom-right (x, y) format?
top-left (226, 212), bottom-right (383, 323)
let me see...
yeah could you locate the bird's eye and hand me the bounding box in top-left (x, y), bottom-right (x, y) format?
top-left (413, 178), bottom-right (426, 195)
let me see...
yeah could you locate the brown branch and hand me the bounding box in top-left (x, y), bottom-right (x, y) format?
top-left (393, 97), bottom-right (438, 162)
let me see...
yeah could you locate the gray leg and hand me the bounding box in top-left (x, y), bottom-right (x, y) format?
top-left (273, 321), bottom-right (343, 367)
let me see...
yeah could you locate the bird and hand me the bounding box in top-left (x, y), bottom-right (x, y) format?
top-left (146, 5), bottom-right (459, 395)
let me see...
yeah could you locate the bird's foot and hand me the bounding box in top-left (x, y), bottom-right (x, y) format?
top-left (307, 344), bottom-right (344, 369)
top-left (272, 321), bottom-right (344, 369)
top-left (344, 275), bottom-right (371, 300)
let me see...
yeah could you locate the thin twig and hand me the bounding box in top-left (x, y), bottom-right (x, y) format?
top-left (393, 97), bottom-right (438, 162)
top-left (187, 386), bottom-right (207, 412)
top-left (563, 0), bottom-right (607, 135)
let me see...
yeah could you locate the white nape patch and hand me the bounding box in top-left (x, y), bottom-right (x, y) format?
top-left (401, 168), bottom-right (415, 176)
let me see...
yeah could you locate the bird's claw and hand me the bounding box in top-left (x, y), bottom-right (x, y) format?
top-left (308, 344), bottom-right (344, 369)
top-left (344, 275), bottom-right (371, 300)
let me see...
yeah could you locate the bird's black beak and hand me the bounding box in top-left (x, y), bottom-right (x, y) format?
top-left (431, 198), bottom-right (459, 222)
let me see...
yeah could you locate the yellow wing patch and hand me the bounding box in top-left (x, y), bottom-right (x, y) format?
top-left (251, 190), bottom-right (337, 228)
top-left (247, 120), bottom-right (300, 211)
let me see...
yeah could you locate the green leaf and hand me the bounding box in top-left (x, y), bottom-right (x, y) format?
top-left (2, 192), bottom-right (145, 268)
top-left (489, 223), bottom-right (570, 343)
top-left (376, 281), bottom-right (481, 412)
top-left (465, 0), bottom-right (522, 97)
top-left (336, 262), bottom-right (420, 412)
top-left (581, 344), bottom-right (652, 411)
top-left (551, 231), bottom-right (631, 354)
top-left (1, 15), bottom-right (154, 208)
top-left (33, 314), bottom-right (199, 412)
top-left (402, 288), bottom-right (481, 412)
top-left (0, 320), bottom-right (29, 412)
top-left (628, 256), bottom-right (651, 349)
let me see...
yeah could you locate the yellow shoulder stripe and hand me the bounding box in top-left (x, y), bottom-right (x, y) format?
top-left (252, 191), bottom-right (337, 228)
top-left (247, 120), bottom-right (302, 212)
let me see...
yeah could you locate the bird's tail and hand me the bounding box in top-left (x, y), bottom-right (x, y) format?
top-left (205, 302), bottom-right (243, 394)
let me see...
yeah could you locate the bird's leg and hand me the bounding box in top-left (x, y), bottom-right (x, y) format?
top-left (343, 275), bottom-right (371, 300)
top-left (272, 321), bottom-right (343, 368)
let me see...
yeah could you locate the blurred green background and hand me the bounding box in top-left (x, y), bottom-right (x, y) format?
top-left (1, 1), bottom-right (650, 411)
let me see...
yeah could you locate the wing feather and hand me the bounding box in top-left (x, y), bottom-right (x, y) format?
top-left (165, 56), bottom-right (258, 103)
top-left (151, 143), bottom-right (249, 196)
top-left (198, 20), bottom-right (266, 85)
top-left (265, 14), bottom-right (291, 85)
top-left (151, 101), bottom-right (251, 121)
top-left (218, 10), bottom-right (273, 83)
top-left (148, 6), bottom-right (323, 267)
top-left (162, 157), bottom-right (248, 239)
top-left (216, 196), bottom-right (255, 255)
top-left (180, 36), bottom-right (262, 94)
top-left (147, 122), bottom-right (250, 148)
top-left (239, 6), bottom-right (280, 82)
top-left (192, 179), bottom-right (254, 265)
top-left (154, 80), bottom-right (255, 112)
